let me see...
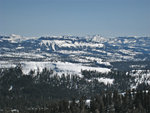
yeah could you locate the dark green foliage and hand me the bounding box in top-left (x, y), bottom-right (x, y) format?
top-left (0, 66), bottom-right (150, 112)
top-left (111, 61), bottom-right (150, 71)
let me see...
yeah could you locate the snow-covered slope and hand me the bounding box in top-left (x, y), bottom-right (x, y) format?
top-left (0, 61), bottom-right (110, 76)
top-left (129, 70), bottom-right (150, 89)
top-left (0, 34), bottom-right (150, 74)
top-left (1, 35), bottom-right (150, 62)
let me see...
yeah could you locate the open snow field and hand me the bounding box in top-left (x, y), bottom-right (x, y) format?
top-left (0, 61), bottom-right (110, 76)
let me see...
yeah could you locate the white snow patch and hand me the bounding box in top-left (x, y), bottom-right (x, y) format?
top-left (16, 46), bottom-right (24, 49)
top-left (8, 85), bottom-right (13, 91)
top-left (96, 78), bottom-right (114, 85)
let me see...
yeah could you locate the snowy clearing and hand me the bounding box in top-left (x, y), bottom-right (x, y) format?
top-left (0, 61), bottom-right (110, 76)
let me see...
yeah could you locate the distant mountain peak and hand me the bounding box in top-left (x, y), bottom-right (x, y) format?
top-left (92, 35), bottom-right (108, 42)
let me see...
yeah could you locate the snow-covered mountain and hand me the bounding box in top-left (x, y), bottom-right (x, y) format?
top-left (0, 34), bottom-right (150, 74)
top-left (0, 35), bottom-right (150, 61)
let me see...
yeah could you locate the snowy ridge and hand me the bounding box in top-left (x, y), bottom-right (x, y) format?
top-left (0, 35), bottom-right (150, 63)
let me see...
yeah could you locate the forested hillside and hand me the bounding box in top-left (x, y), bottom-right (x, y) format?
top-left (0, 65), bottom-right (150, 112)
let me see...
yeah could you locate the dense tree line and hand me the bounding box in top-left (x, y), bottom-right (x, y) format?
top-left (0, 65), bottom-right (150, 112)
top-left (27, 90), bottom-right (150, 113)
top-left (1, 90), bottom-right (150, 113)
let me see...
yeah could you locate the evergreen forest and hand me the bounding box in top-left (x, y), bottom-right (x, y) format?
top-left (0, 65), bottom-right (150, 113)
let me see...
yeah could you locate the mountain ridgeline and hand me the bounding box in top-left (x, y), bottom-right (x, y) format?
top-left (0, 35), bottom-right (150, 63)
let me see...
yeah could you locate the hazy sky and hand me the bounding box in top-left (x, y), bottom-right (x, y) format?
top-left (0, 0), bottom-right (150, 37)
